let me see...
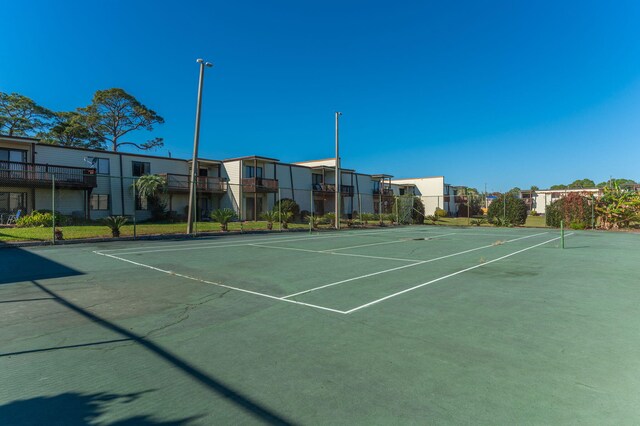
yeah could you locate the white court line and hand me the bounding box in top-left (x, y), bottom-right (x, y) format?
top-left (248, 244), bottom-right (420, 263)
top-left (94, 252), bottom-right (348, 315)
top-left (281, 232), bottom-right (548, 299)
top-left (344, 233), bottom-right (574, 314)
top-left (322, 233), bottom-right (456, 252)
top-left (95, 229), bottom-right (415, 256)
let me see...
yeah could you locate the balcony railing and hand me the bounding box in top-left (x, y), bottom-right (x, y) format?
top-left (341, 185), bottom-right (354, 195)
top-left (312, 184), bottom-right (354, 195)
top-left (0, 161), bottom-right (97, 189)
top-left (312, 183), bottom-right (336, 193)
top-left (242, 177), bottom-right (278, 193)
top-left (159, 174), bottom-right (228, 194)
top-left (373, 188), bottom-right (394, 196)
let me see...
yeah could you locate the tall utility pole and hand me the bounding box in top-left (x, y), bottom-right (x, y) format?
top-left (187, 58), bottom-right (213, 235)
top-left (335, 112), bottom-right (342, 230)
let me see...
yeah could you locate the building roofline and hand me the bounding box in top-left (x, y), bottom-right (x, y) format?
top-left (536, 188), bottom-right (602, 193)
top-left (0, 134), bottom-right (40, 143)
top-left (222, 155), bottom-right (280, 163)
top-left (391, 176), bottom-right (445, 181)
top-left (292, 157), bottom-right (336, 164)
top-left (32, 143), bottom-right (202, 162)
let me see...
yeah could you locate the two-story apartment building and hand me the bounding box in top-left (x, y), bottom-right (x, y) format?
top-left (2, 134), bottom-right (461, 223)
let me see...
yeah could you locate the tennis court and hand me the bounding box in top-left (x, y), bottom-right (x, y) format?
top-left (2, 226), bottom-right (640, 424)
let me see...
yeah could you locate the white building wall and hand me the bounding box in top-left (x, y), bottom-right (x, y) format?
top-left (222, 160), bottom-right (242, 215)
top-left (392, 176), bottom-right (445, 215)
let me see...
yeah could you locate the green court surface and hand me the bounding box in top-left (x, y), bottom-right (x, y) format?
top-left (1, 226), bottom-right (639, 424)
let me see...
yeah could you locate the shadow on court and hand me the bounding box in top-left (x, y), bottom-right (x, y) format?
top-left (0, 390), bottom-right (198, 425)
top-left (22, 280), bottom-right (295, 425)
top-left (0, 245), bottom-right (83, 285)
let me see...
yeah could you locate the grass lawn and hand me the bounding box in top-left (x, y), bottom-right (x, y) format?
top-left (0, 221), bottom-right (313, 242)
top-left (0, 216), bottom-right (550, 243)
top-left (426, 215), bottom-right (548, 228)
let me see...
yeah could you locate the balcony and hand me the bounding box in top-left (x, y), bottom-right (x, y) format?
top-left (341, 185), bottom-right (354, 196)
top-left (242, 177), bottom-right (278, 193)
top-left (312, 184), bottom-right (353, 195)
top-left (159, 173), bottom-right (227, 194)
top-left (312, 183), bottom-right (336, 193)
top-left (0, 161), bottom-right (97, 189)
top-left (373, 188), bottom-right (394, 197)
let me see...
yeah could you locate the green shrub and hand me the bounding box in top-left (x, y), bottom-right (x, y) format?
top-left (434, 207), bottom-right (447, 217)
top-left (273, 198), bottom-right (300, 220)
top-left (470, 218), bottom-right (487, 226)
top-left (260, 210), bottom-right (278, 230)
top-left (545, 193), bottom-right (591, 228)
top-left (487, 194), bottom-right (527, 226)
top-left (103, 216), bottom-right (128, 238)
top-left (360, 213), bottom-right (375, 224)
top-left (412, 197), bottom-right (425, 224)
top-left (276, 211), bottom-right (293, 229)
top-left (210, 208), bottom-right (237, 231)
top-left (16, 211), bottom-right (66, 228)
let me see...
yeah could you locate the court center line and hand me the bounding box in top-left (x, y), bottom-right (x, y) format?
top-left (95, 229), bottom-right (422, 256)
top-left (94, 251), bottom-right (348, 314)
top-left (321, 233), bottom-right (456, 252)
top-left (280, 232), bottom-right (548, 298)
top-left (343, 233), bottom-right (574, 314)
top-left (248, 244), bottom-right (420, 262)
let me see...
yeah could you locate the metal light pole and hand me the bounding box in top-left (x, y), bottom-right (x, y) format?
top-left (335, 112), bottom-right (342, 230)
top-left (187, 58), bottom-right (213, 235)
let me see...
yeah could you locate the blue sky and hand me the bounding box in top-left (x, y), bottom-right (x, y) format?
top-left (1, 0), bottom-right (639, 191)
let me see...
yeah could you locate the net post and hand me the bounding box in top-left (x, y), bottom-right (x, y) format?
top-left (52, 174), bottom-right (56, 245)
top-left (309, 188), bottom-right (313, 235)
top-left (395, 196), bottom-right (398, 225)
top-left (560, 220), bottom-right (565, 249)
top-left (132, 177), bottom-right (137, 240)
top-left (591, 195), bottom-right (595, 229)
top-left (278, 188), bottom-right (282, 232)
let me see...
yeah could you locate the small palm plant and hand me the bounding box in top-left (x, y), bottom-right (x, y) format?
top-left (210, 208), bottom-right (237, 232)
top-left (276, 211), bottom-right (293, 229)
top-left (261, 210), bottom-right (278, 230)
top-left (103, 216), bottom-right (128, 238)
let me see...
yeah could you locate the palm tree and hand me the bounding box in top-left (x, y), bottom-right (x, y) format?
top-left (276, 211), bottom-right (293, 229)
top-left (261, 210), bottom-right (278, 230)
top-left (210, 208), bottom-right (237, 232)
top-left (134, 174), bottom-right (167, 220)
top-left (103, 216), bottom-right (128, 237)
top-left (135, 174), bottom-right (166, 199)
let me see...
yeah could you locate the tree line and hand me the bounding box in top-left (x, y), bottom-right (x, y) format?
top-left (0, 89), bottom-right (164, 152)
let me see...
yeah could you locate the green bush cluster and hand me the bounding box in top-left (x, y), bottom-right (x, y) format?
top-left (545, 193), bottom-right (591, 228)
top-left (487, 194), bottom-right (527, 226)
top-left (15, 211), bottom-right (66, 228)
top-left (434, 207), bottom-right (447, 218)
top-left (412, 197), bottom-right (425, 224)
top-left (273, 198), bottom-right (300, 221)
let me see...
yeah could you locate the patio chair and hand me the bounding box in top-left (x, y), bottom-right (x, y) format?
top-left (6, 210), bottom-right (22, 225)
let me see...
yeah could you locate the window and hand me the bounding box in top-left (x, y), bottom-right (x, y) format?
top-left (88, 157), bottom-right (110, 174)
top-left (372, 181), bottom-right (380, 192)
top-left (312, 174), bottom-right (323, 185)
top-left (245, 165), bottom-right (263, 178)
top-left (132, 161), bottom-right (151, 177)
top-left (0, 148), bottom-right (27, 164)
top-left (0, 192), bottom-right (27, 213)
top-left (90, 194), bottom-right (109, 211)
